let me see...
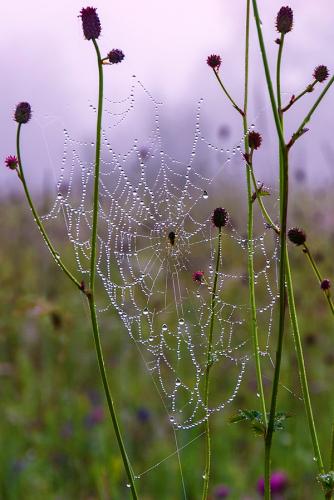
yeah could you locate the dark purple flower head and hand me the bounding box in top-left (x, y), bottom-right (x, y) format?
top-left (80, 7), bottom-right (101, 40)
top-left (14, 102), bottom-right (31, 124)
top-left (313, 65), bottom-right (329, 83)
top-left (212, 207), bottom-right (229, 229)
top-left (321, 279), bottom-right (331, 291)
top-left (288, 227), bottom-right (306, 246)
top-left (276, 6), bottom-right (293, 34)
top-left (5, 155), bottom-right (18, 170)
top-left (108, 49), bottom-right (125, 64)
top-left (257, 471), bottom-right (288, 496)
top-left (213, 484), bottom-right (230, 498)
top-left (207, 54), bottom-right (222, 70)
top-left (248, 131), bottom-right (262, 150)
top-left (192, 271), bottom-right (204, 284)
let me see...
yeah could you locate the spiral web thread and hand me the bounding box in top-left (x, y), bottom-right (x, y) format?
top-left (42, 75), bottom-right (280, 431)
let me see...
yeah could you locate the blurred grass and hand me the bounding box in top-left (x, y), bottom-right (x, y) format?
top-left (1, 187), bottom-right (334, 500)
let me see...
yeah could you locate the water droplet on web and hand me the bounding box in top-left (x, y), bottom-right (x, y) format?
top-left (126, 483), bottom-right (131, 488)
top-left (202, 190), bottom-right (208, 200)
top-left (179, 318), bottom-right (184, 325)
top-left (143, 307), bottom-right (148, 315)
top-left (176, 378), bottom-right (181, 387)
top-left (162, 324), bottom-right (168, 332)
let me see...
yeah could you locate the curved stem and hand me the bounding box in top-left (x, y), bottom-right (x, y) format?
top-left (213, 70), bottom-right (244, 117)
top-left (16, 124), bottom-right (82, 291)
top-left (201, 227), bottom-right (222, 500)
top-left (89, 39), bottom-right (138, 499)
top-left (302, 244), bottom-right (334, 316)
top-left (249, 166), bottom-right (280, 234)
top-left (276, 34), bottom-right (284, 115)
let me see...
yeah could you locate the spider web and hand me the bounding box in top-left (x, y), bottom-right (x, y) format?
top-left (42, 75), bottom-right (279, 430)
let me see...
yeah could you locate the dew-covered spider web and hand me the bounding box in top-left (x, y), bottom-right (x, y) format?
top-left (42, 75), bottom-right (281, 431)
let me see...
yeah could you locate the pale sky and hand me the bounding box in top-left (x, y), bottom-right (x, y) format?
top-left (1, 1), bottom-right (334, 193)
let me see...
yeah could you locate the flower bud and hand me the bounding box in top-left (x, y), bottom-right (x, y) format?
top-left (313, 65), bottom-right (329, 83)
top-left (288, 227), bottom-right (306, 246)
top-left (5, 155), bottom-right (18, 170)
top-left (212, 207), bottom-right (229, 228)
top-left (80, 7), bottom-right (101, 40)
top-left (108, 49), bottom-right (125, 64)
top-left (14, 102), bottom-right (31, 124)
top-left (276, 6), bottom-right (293, 34)
top-left (207, 54), bottom-right (221, 70)
top-left (321, 279), bottom-right (331, 291)
top-left (248, 131), bottom-right (262, 150)
top-left (192, 271), bottom-right (204, 284)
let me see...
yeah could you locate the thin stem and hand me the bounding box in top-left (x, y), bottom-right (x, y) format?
top-left (89, 39), bottom-right (138, 499)
top-left (213, 70), bottom-right (244, 117)
top-left (243, 0), bottom-right (267, 423)
top-left (16, 124), bottom-right (82, 291)
top-left (276, 34), bottom-right (285, 115)
top-left (87, 294), bottom-right (138, 498)
top-left (292, 74), bottom-right (334, 145)
top-left (303, 244), bottom-right (334, 316)
top-left (251, 0), bottom-right (285, 151)
top-left (201, 227), bottom-right (222, 500)
top-left (286, 254), bottom-right (325, 474)
top-left (281, 81), bottom-right (316, 113)
top-left (248, 165), bottom-right (280, 234)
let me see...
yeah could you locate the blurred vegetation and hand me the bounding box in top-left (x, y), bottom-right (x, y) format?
top-left (1, 185), bottom-right (334, 500)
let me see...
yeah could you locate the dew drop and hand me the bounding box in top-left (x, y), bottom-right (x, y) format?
top-left (143, 307), bottom-right (148, 316)
top-left (202, 190), bottom-right (208, 200)
top-left (162, 324), bottom-right (168, 332)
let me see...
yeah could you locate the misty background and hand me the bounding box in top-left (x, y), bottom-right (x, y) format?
top-left (1, 1), bottom-right (334, 197)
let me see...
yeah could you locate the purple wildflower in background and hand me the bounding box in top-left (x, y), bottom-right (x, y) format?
top-left (14, 102), bottom-right (31, 124)
top-left (257, 471), bottom-right (288, 496)
top-left (288, 227), bottom-right (306, 246)
top-left (136, 407), bottom-right (151, 423)
top-left (207, 54), bottom-right (222, 71)
top-left (108, 49), bottom-right (125, 64)
top-left (5, 155), bottom-right (18, 170)
top-left (212, 207), bottom-right (229, 229)
top-left (313, 65), bottom-right (329, 83)
top-left (192, 271), bottom-right (204, 284)
top-left (321, 279), bottom-right (331, 291)
top-left (248, 131), bottom-right (262, 150)
top-left (276, 6), bottom-right (293, 34)
top-left (85, 405), bottom-right (104, 428)
top-left (80, 7), bottom-right (101, 40)
top-left (213, 484), bottom-right (230, 498)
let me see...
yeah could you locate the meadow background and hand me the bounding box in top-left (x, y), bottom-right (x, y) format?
top-left (1, 1), bottom-right (334, 499)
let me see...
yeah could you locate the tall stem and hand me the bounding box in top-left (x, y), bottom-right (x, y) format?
top-left (89, 39), bottom-right (138, 499)
top-left (303, 244), bottom-right (334, 316)
top-left (243, 0), bottom-right (267, 424)
top-left (201, 227), bottom-right (222, 500)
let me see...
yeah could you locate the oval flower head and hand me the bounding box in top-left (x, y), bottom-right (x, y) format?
top-left (80, 6), bottom-right (101, 40)
top-left (5, 155), bottom-right (18, 170)
top-left (212, 207), bottom-right (229, 229)
top-left (14, 102), bottom-right (31, 124)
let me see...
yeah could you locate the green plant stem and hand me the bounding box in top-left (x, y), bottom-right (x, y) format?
top-left (251, 0), bottom-right (285, 151)
top-left (281, 81), bottom-right (317, 113)
top-left (286, 255), bottom-right (324, 475)
top-left (248, 166), bottom-right (280, 234)
top-left (201, 227), bottom-right (222, 500)
top-left (212, 70), bottom-right (244, 117)
top-left (292, 74), bottom-right (334, 145)
top-left (16, 124), bottom-right (82, 291)
top-left (89, 39), bottom-right (138, 499)
top-left (251, 4), bottom-right (289, 497)
top-left (302, 244), bottom-right (334, 316)
top-left (276, 34), bottom-right (284, 116)
top-left (243, 0), bottom-right (267, 424)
